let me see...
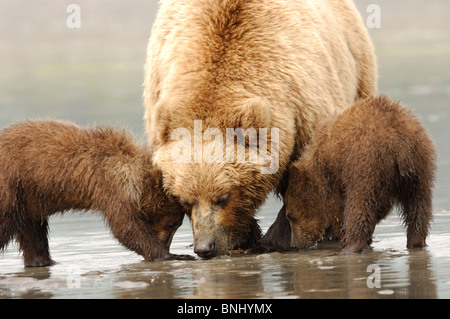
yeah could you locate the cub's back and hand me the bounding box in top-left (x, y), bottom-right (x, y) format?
top-left (0, 119), bottom-right (142, 164)
top-left (329, 95), bottom-right (431, 156)
top-left (0, 120), bottom-right (146, 195)
top-left (305, 95), bottom-right (435, 180)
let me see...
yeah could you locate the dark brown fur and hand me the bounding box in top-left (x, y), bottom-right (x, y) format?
top-left (281, 95), bottom-right (437, 253)
top-left (254, 205), bottom-right (291, 253)
top-left (0, 119), bottom-right (192, 267)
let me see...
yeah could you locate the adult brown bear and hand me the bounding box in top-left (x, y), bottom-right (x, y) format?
top-left (143, 0), bottom-right (377, 258)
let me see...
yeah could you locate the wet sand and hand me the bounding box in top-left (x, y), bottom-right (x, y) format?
top-left (1, 204), bottom-right (450, 299)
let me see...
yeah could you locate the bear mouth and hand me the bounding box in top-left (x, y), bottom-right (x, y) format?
top-left (290, 235), bottom-right (318, 250)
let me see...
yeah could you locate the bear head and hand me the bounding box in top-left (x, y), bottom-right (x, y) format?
top-left (139, 167), bottom-right (186, 257)
top-left (150, 97), bottom-right (281, 258)
top-left (284, 160), bottom-right (329, 250)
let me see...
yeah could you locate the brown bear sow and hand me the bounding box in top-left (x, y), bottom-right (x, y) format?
top-left (285, 95), bottom-right (437, 254)
top-left (144, 0), bottom-right (377, 258)
top-left (0, 120), bottom-right (191, 267)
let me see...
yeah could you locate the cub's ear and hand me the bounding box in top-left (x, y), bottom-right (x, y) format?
top-left (288, 160), bottom-right (305, 183)
top-left (288, 160), bottom-right (302, 174)
top-left (238, 97), bottom-right (271, 129)
top-left (139, 166), bottom-right (170, 211)
top-left (147, 166), bottom-right (164, 187)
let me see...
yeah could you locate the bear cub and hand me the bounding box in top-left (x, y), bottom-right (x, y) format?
top-left (285, 95), bottom-right (437, 254)
top-left (0, 119), bottom-right (193, 267)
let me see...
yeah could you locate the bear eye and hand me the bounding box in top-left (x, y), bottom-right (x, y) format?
top-left (166, 222), bottom-right (178, 230)
top-left (286, 213), bottom-right (295, 222)
top-left (216, 193), bottom-right (230, 207)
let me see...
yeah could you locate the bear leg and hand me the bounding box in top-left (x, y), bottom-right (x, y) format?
top-left (16, 218), bottom-right (54, 267)
top-left (255, 206), bottom-right (290, 252)
top-left (402, 187), bottom-right (433, 249)
top-left (0, 213), bottom-right (15, 252)
top-left (340, 196), bottom-right (380, 254)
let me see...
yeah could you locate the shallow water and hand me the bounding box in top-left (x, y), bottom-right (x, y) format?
top-left (1, 0), bottom-right (450, 299)
top-left (1, 206), bottom-right (450, 299)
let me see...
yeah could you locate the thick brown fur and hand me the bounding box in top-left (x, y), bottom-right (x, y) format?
top-left (144, 0), bottom-right (377, 257)
top-left (0, 119), bottom-right (192, 267)
top-left (283, 95), bottom-right (437, 254)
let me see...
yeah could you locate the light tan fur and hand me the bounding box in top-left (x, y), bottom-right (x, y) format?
top-left (143, 0), bottom-right (377, 257)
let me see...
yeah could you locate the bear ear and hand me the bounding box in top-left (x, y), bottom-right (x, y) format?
top-left (288, 160), bottom-right (305, 183)
top-left (151, 100), bottom-right (172, 145)
top-left (238, 97), bottom-right (271, 129)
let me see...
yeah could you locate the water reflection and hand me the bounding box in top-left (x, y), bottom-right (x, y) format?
top-left (0, 207), bottom-right (447, 298)
top-left (0, 267), bottom-right (56, 298)
top-left (106, 242), bottom-right (439, 299)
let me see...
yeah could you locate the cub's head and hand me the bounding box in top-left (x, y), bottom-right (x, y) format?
top-left (284, 161), bottom-right (327, 250)
top-left (139, 167), bottom-right (186, 259)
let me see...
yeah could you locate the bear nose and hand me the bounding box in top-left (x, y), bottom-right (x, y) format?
top-left (194, 242), bottom-right (217, 259)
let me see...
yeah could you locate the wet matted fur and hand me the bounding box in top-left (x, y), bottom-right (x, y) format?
top-left (0, 119), bottom-right (191, 267)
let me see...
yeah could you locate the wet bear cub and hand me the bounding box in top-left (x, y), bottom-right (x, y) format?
top-left (0, 119), bottom-right (193, 267)
top-left (285, 95), bottom-right (437, 254)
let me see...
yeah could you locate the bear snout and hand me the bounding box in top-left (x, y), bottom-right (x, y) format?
top-left (194, 241), bottom-right (217, 259)
top-left (290, 233), bottom-right (317, 250)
